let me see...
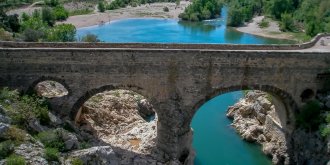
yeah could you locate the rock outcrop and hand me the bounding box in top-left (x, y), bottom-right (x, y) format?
top-left (226, 91), bottom-right (290, 164)
top-left (75, 90), bottom-right (179, 164)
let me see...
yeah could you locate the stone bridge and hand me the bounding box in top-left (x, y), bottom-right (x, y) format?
top-left (0, 34), bottom-right (330, 162)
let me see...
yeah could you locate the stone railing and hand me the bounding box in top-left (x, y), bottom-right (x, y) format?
top-left (0, 33), bottom-right (329, 50)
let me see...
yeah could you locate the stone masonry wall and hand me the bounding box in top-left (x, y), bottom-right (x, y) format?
top-left (0, 46), bottom-right (330, 162)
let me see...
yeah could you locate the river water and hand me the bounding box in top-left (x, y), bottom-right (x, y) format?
top-left (75, 8), bottom-right (286, 164)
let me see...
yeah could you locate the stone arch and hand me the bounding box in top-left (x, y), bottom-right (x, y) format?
top-left (28, 76), bottom-right (71, 97)
top-left (190, 84), bottom-right (298, 129)
top-left (70, 84), bottom-right (156, 120)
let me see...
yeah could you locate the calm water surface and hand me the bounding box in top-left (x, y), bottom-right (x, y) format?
top-left (192, 91), bottom-right (272, 165)
top-left (77, 8), bottom-right (281, 165)
top-left (76, 8), bottom-right (293, 44)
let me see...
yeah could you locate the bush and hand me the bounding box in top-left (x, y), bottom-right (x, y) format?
top-left (98, 2), bottom-right (106, 12)
top-left (296, 99), bottom-right (322, 130)
top-left (0, 140), bottom-right (15, 159)
top-left (6, 154), bottom-right (26, 165)
top-left (0, 87), bottom-right (19, 104)
top-left (20, 17), bottom-right (48, 41)
top-left (47, 24), bottom-right (76, 42)
top-left (53, 6), bottom-right (69, 21)
top-left (71, 158), bottom-right (84, 165)
top-left (258, 18), bottom-right (269, 28)
top-left (4, 126), bottom-right (26, 143)
top-left (227, 8), bottom-right (244, 26)
top-left (45, 147), bottom-right (59, 161)
top-left (42, 7), bottom-right (55, 26)
top-left (280, 13), bottom-right (295, 32)
top-left (44, 0), bottom-right (59, 7)
top-left (37, 130), bottom-right (65, 152)
top-left (163, 6), bottom-right (169, 12)
top-left (9, 95), bottom-right (50, 126)
top-left (321, 113), bottom-right (330, 137)
top-left (0, 28), bottom-right (13, 41)
top-left (80, 34), bottom-right (100, 42)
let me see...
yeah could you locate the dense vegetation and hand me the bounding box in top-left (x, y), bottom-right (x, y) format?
top-left (0, 87), bottom-right (88, 163)
top-left (178, 0), bottom-right (223, 21)
top-left (106, 0), bottom-right (177, 10)
top-left (225, 0), bottom-right (330, 37)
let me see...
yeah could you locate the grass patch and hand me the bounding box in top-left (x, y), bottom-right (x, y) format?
top-left (71, 158), bottom-right (84, 165)
top-left (69, 9), bottom-right (93, 16)
top-left (45, 147), bottom-right (59, 161)
top-left (6, 154), bottom-right (26, 165)
top-left (0, 140), bottom-right (15, 159)
top-left (4, 126), bottom-right (26, 144)
top-left (37, 130), bottom-right (65, 152)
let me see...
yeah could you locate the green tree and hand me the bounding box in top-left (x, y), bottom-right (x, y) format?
top-left (98, 2), bottom-right (106, 12)
top-left (280, 12), bottom-right (295, 31)
top-left (32, 9), bottom-right (41, 18)
top-left (21, 13), bottom-right (30, 22)
top-left (227, 8), bottom-right (244, 26)
top-left (53, 6), bottom-right (69, 21)
top-left (42, 7), bottom-right (55, 26)
top-left (47, 24), bottom-right (76, 42)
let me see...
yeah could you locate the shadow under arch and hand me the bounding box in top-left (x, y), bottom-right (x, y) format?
top-left (191, 84), bottom-right (298, 129)
top-left (70, 84), bottom-right (157, 120)
top-left (27, 76), bottom-right (71, 96)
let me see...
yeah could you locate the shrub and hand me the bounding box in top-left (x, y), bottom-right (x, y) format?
top-left (79, 141), bottom-right (91, 149)
top-left (0, 140), bottom-right (15, 159)
top-left (0, 87), bottom-right (19, 104)
top-left (296, 99), bottom-right (322, 130)
top-left (53, 6), bottom-right (69, 21)
top-left (44, 0), bottom-right (59, 7)
top-left (41, 7), bottom-right (55, 26)
top-left (71, 158), bottom-right (84, 165)
top-left (45, 147), bottom-right (59, 161)
top-left (37, 130), bottom-right (65, 152)
top-left (280, 13), bottom-right (295, 32)
top-left (47, 24), bottom-right (76, 42)
top-left (6, 154), bottom-right (26, 165)
top-left (80, 34), bottom-right (100, 42)
top-left (4, 126), bottom-right (26, 143)
top-left (163, 6), bottom-right (169, 12)
top-left (98, 2), bottom-right (106, 12)
top-left (258, 18), bottom-right (269, 28)
top-left (0, 28), bottom-right (13, 41)
top-left (321, 113), bottom-right (330, 137)
top-left (0, 88), bottom-right (50, 128)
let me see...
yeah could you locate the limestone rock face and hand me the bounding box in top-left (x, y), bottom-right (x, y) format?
top-left (64, 146), bottom-right (119, 165)
top-left (35, 81), bottom-right (68, 98)
top-left (76, 90), bottom-right (179, 164)
top-left (14, 142), bottom-right (48, 165)
top-left (226, 91), bottom-right (290, 165)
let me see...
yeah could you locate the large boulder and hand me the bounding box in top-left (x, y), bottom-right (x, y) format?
top-left (56, 128), bottom-right (79, 151)
top-left (64, 146), bottom-right (119, 165)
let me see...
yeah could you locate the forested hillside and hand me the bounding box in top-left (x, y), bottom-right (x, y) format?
top-left (226, 0), bottom-right (330, 37)
top-left (181, 0), bottom-right (330, 37)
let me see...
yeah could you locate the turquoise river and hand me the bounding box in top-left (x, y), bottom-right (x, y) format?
top-left (76, 8), bottom-right (288, 165)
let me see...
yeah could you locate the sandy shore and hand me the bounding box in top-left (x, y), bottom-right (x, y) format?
top-left (60, 2), bottom-right (190, 28)
top-left (235, 16), bottom-right (294, 40)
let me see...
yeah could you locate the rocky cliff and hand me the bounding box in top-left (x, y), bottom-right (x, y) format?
top-left (0, 87), bottom-right (182, 165)
top-left (227, 90), bottom-right (330, 165)
top-left (226, 91), bottom-right (290, 164)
